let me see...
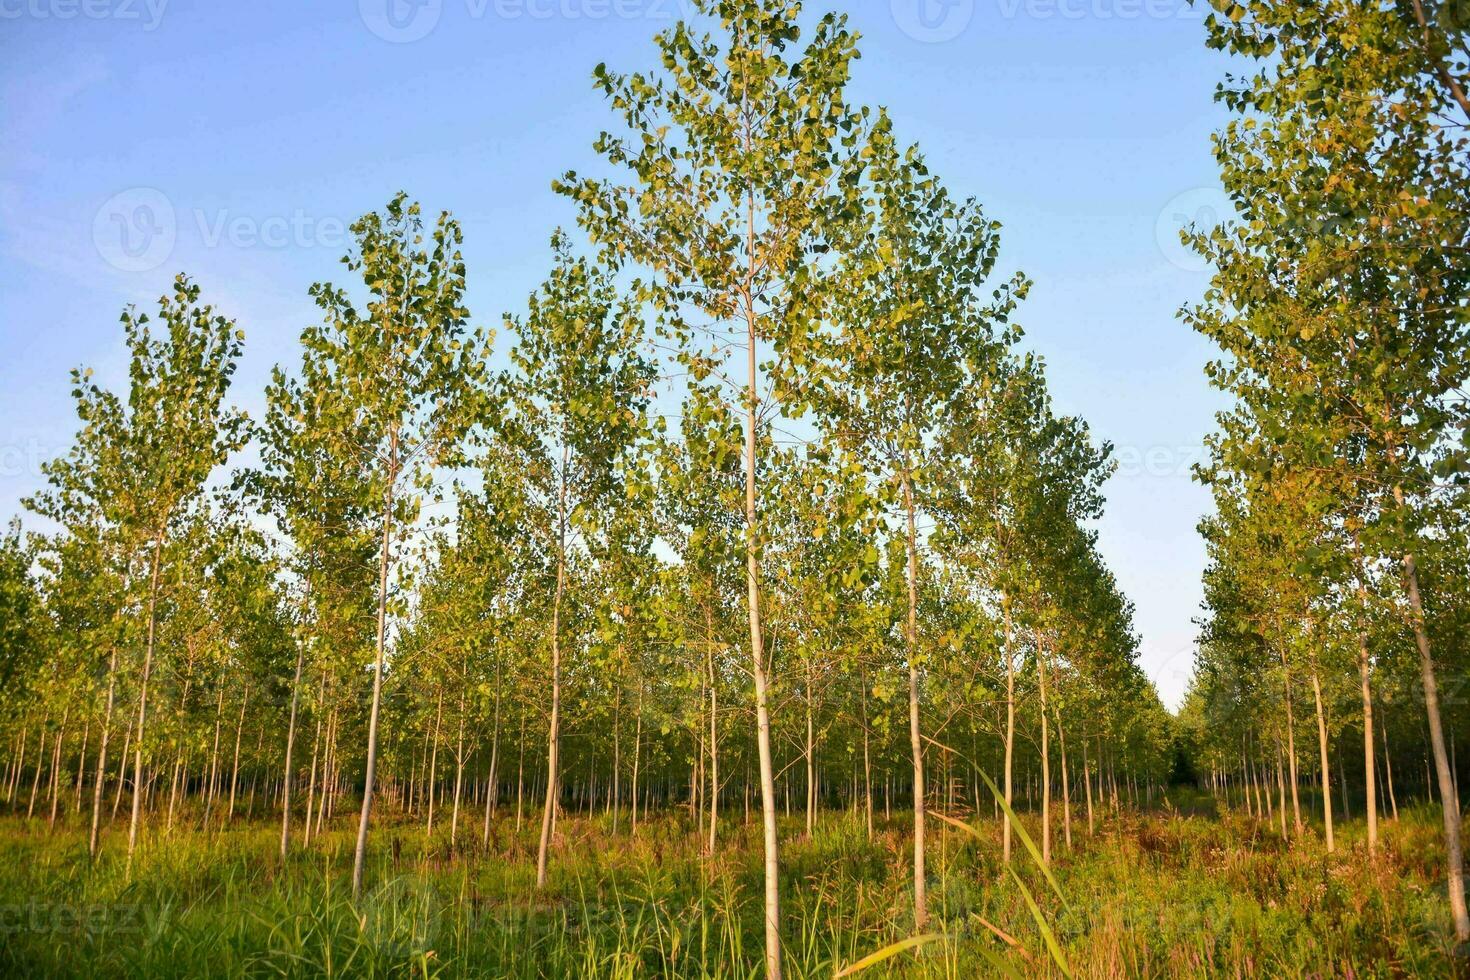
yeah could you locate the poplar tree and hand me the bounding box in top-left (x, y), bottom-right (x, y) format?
top-left (556, 4), bottom-right (867, 967)
top-left (304, 193), bottom-right (490, 898)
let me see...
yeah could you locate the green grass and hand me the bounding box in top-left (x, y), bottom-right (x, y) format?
top-left (0, 792), bottom-right (1461, 977)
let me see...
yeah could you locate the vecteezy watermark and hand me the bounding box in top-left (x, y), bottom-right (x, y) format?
top-left (0, 0), bottom-right (167, 29)
top-left (1155, 187), bottom-right (1232, 273)
top-left (1113, 444), bottom-right (1205, 480)
top-left (0, 901), bottom-right (141, 936)
top-left (93, 188), bottom-right (176, 274)
top-left (891, 0), bottom-right (975, 42)
top-left (994, 0), bottom-right (1200, 19)
top-left (93, 188), bottom-right (351, 272)
top-left (0, 439), bottom-right (55, 479)
top-left (359, 0), bottom-right (685, 43)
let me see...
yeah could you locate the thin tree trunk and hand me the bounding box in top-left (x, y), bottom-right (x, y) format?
top-left (631, 683), bottom-right (643, 835)
top-left (127, 529), bottom-right (167, 875)
top-left (352, 430), bottom-right (398, 898)
top-left (482, 660), bottom-right (502, 847)
top-left (1401, 548), bottom-right (1468, 940)
top-left (861, 668), bottom-right (873, 841)
top-left (1309, 666), bottom-right (1334, 853)
top-left (1056, 702), bottom-right (1072, 851)
top-left (451, 673), bottom-right (466, 848)
top-left (280, 642), bottom-right (306, 861)
top-left (707, 617), bottom-right (719, 855)
top-left (536, 451), bottom-right (569, 889)
top-left (426, 684), bottom-right (444, 838)
top-left (902, 467), bottom-right (927, 927)
top-left (1037, 632), bottom-right (1051, 867)
top-left (1083, 735), bottom-right (1094, 836)
top-left (1002, 597), bottom-right (1016, 864)
top-left (90, 645), bottom-right (119, 858)
top-left (740, 248), bottom-right (781, 980)
top-left (112, 717), bottom-right (132, 822)
top-left (227, 685), bottom-right (248, 822)
top-left (1279, 642), bottom-right (1303, 837)
top-left (47, 708), bottom-right (69, 830)
top-left (1382, 721), bottom-right (1398, 821)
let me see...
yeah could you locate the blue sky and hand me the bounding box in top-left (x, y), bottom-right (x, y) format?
top-left (0, 0), bottom-right (1233, 707)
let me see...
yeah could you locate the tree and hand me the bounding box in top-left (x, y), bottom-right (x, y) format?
top-left (503, 234), bottom-right (653, 888)
top-left (304, 193), bottom-right (491, 898)
top-left (556, 5), bottom-right (869, 967)
top-left (28, 275), bottom-right (248, 871)
top-left (822, 117), bottom-right (1024, 924)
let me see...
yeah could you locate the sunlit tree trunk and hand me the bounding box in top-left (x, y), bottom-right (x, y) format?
top-left (47, 708), bottom-right (69, 831)
top-left (1082, 735), bottom-right (1094, 836)
top-left (1309, 665), bottom-right (1334, 853)
top-left (426, 685), bottom-right (444, 838)
top-left (280, 643), bottom-right (306, 861)
top-left (482, 661), bottom-right (501, 848)
top-left (535, 448), bottom-right (569, 889)
top-left (127, 529), bottom-right (167, 875)
top-left (227, 685), bottom-right (248, 822)
top-left (1002, 597), bottom-right (1016, 864)
top-left (1400, 548), bottom-right (1468, 940)
top-left (1037, 632), bottom-right (1051, 867)
top-left (1277, 641), bottom-right (1303, 837)
top-left (901, 466), bottom-right (927, 927)
top-left (707, 619), bottom-right (719, 855)
top-left (353, 427), bottom-right (398, 898)
top-left (451, 671), bottom-right (467, 848)
top-left (90, 645), bottom-right (119, 858)
top-left (740, 252), bottom-right (782, 980)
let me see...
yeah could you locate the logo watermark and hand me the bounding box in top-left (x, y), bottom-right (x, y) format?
top-left (0, 0), bottom-right (166, 29)
top-left (93, 188), bottom-right (351, 272)
top-left (891, 0), bottom-right (975, 42)
top-left (359, 0), bottom-right (685, 43)
top-left (1156, 187), bottom-right (1232, 273)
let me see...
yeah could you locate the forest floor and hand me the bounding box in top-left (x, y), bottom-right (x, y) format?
top-left (0, 790), bottom-right (1463, 978)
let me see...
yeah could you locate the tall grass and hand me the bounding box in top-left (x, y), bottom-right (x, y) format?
top-left (0, 793), bottom-right (1460, 977)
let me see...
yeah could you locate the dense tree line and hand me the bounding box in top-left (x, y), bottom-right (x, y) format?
top-left (1180, 0), bottom-right (1470, 942)
top-left (0, 4), bottom-right (1173, 974)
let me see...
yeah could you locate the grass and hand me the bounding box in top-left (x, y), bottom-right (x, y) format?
top-left (0, 791), bottom-right (1462, 977)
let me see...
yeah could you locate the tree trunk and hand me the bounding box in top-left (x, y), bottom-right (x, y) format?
top-left (861, 668), bottom-right (873, 841)
top-left (426, 684), bottom-right (444, 838)
top-left (631, 683), bottom-right (643, 835)
top-left (47, 708), bottom-right (69, 831)
top-left (707, 619), bottom-right (719, 855)
top-left (352, 430), bottom-right (398, 898)
top-left (482, 660), bottom-right (502, 848)
top-left (1002, 598), bottom-right (1016, 864)
top-left (1278, 643), bottom-right (1303, 837)
top-left (1382, 721), bottom-right (1398, 821)
top-left (451, 671), bottom-right (467, 848)
top-left (228, 685), bottom-right (248, 822)
top-left (1037, 632), bottom-right (1051, 867)
top-left (280, 642), bottom-right (306, 861)
top-left (741, 265), bottom-right (781, 980)
top-left (1056, 702), bottom-right (1072, 851)
top-left (127, 529), bottom-right (167, 875)
top-left (1309, 666), bottom-right (1334, 853)
top-left (90, 645), bottom-right (119, 858)
top-left (901, 468), bottom-right (927, 928)
top-left (1401, 548), bottom-right (1468, 941)
top-left (1082, 735), bottom-right (1094, 836)
top-left (536, 452), bottom-right (569, 889)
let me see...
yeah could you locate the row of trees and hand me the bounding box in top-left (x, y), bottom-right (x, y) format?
top-left (1180, 0), bottom-right (1470, 942)
top-left (0, 3), bottom-right (1172, 974)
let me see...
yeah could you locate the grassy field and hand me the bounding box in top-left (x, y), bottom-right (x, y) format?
top-left (0, 793), bottom-right (1463, 978)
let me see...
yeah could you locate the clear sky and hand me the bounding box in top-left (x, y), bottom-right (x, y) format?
top-left (0, 0), bottom-right (1234, 708)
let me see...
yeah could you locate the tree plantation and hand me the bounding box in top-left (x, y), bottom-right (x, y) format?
top-left (1, 1), bottom-right (1467, 976)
